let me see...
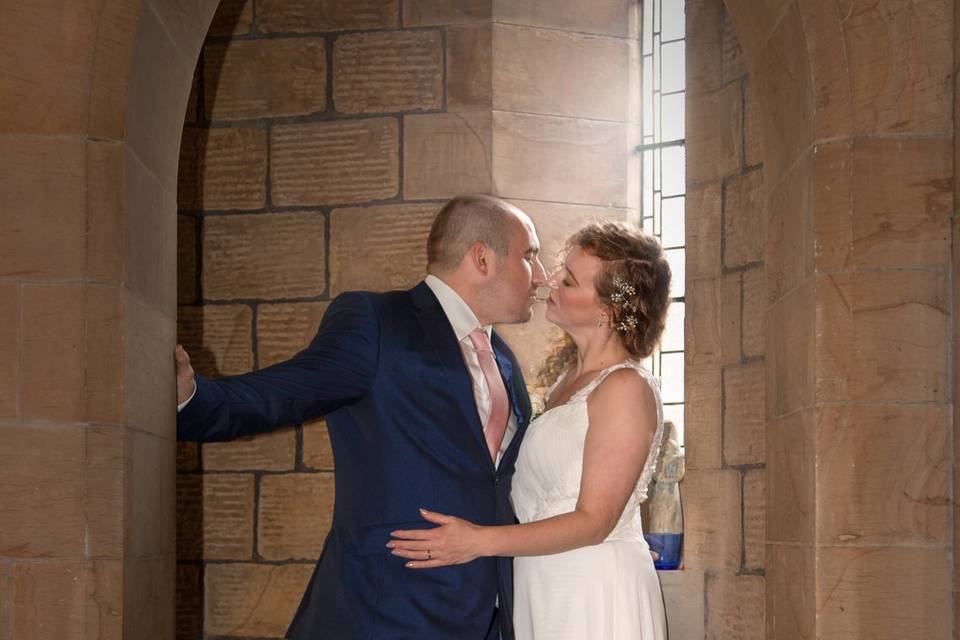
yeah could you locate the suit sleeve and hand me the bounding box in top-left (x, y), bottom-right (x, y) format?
top-left (177, 292), bottom-right (380, 442)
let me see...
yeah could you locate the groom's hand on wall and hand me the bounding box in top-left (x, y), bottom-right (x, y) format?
top-left (175, 344), bottom-right (196, 405)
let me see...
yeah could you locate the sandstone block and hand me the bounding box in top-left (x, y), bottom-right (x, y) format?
top-left (491, 111), bottom-right (628, 206)
top-left (492, 24), bottom-right (630, 121)
top-left (723, 169), bottom-right (764, 268)
top-left (257, 0), bottom-right (398, 32)
top-left (720, 9), bottom-right (746, 83)
top-left (815, 270), bottom-right (947, 403)
top-left (685, 182), bottom-right (722, 280)
top-left (815, 137), bottom-right (951, 270)
top-left (330, 202), bottom-right (436, 294)
top-left (125, 149), bottom-right (178, 312)
top-left (203, 428), bottom-right (297, 472)
top-left (21, 284), bottom-right (86, 421)
top-left (740, 267), bottom-right (765, 357)
top-left (748, 6), bottom-right (812, 186)
top-left (766, 149), bottom-right (813, 304)
top-left (204, 38), bottom-right (326, 120)
top-left (681, 468), bottom-right (741, 571)
top-left (403, 0), bottom-right (490, 26)
top-left (403, 112), bottom-right (493, 199)
top-left (177, 441), bottom-right (199, 472)
top-left (687, 83), bottom-right (742, 186)
top-left (84, 427), bottom-right (125, 558)
top-left (446, 24), bottom-right (492, 111)
top-left (10, 561), bottom-right (122, 640)
top-left (706, 574), bottom-right (764, 640)
top-left (202, 211), bottom-right (326, 300)
top-left (659, 569), bottom-right (705, 639)
top-left (765, 543), bottom-right (815, 640)
top-left (258, 473), bottom-right (336, 560)
top-left (766, 409), bottom-right (814, 544)
top-left (494, 0), bottom-right (633, 37)
top-left (685, 278), bottom-right (721, 367)
top-left (271, 118), bottom-right (399, 205)
top-left (742, 469), bottom-right (765, 571)
top-left (178, 127), bottom-right (267, 210)
top-left (123, 555), bottom-right (176, 640)
top-left (258, 302), bottom-right (331, 367)
top-left (176, 474), bottom-right (203, 562)
top-left (303, 419), bottom-right (335, 470)
top-left (818, 546), bottom-right (951, 640)
top-left (815, 404), bottom-right (950, 545)
top-left (0, 1), bottom-right (98, 134)
top-left (843, 0), bottom-right (951, 135)
top-left (723, 360), bottom-right (765, 466)
top-left (0, 426), bottom-right (86, 557)
top-left (127, 430), bottom-right (176, 559)
top-left (86, 140), bottom-right (124, 283)
top-left (0, 285), bottom-right (17, 420)
top-left (0, 137), bottom-right (86, 278)
top-left (177, 305), bottom-right (253, 377)
top-left (743, 81), bottom-right (763, 167)
top-left (683, 363), bottom-right (722, 470)
top-left (686, 0), bottom-right (722, 94)
top-left (765, 279), bottom-right (813, 419)
top-left (203, 473), bottom-right (255, 560)
top-left (122, 291), bottom-right (177, 438)
top-left (720, 272), bottom-right (741, 366)
top-left (205, 563), bottom-right (314, 636)
top-left (334, 31), bottom-right (442, 114)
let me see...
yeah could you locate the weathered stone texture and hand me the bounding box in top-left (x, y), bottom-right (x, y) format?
top-left (723, 169), bottom-right (764, 268)
top-left (207, 0), bottom-right (254, 36)
top-left (303, 419), bottom-right (335, 470)
top-left (203, 429), bottom-right (297, 472)
top-left (334, 31), bottom-right (443, 114)
top-left (742, 469), bottom-right (765, 571)
top-left (258, 302), bottom-right (331, 367)
top-left (0, 285), bottom-right (17, 420)
top-left (177, 305), bottom-right (253, 377)
top-left (202, 212), bottom-right (327, 300)
top-left (178, 127), bottom-right (267, 210)
top-left (723, 360), bottom-right (765, 465)
top-left (202, 473), bottom-right (255, 560)
top-left (706, 574), bottom-right (764, 640)
top-left (204, 563), bottom-right (314, 636)
top-left (403, 112), bottom-right (493, 199)
top-left (681, 469), bottom-right (741, 571)
top-left (271, 118), bottom-right (399, 205)
top-left (330, 203), bottom-right (436, 294)
top-left (258, 473), bottom-right (336, 560)
top-left (204, 38), bottom-right (327, 120)
top-left (257, 0), bottom-right (399, 32)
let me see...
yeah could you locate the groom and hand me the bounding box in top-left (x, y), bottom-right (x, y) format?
top-left (176, 195), bottom-right (547, 640)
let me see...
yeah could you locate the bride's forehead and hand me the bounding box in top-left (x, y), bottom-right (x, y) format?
top-left (564, 247), bottom-right (602, 271)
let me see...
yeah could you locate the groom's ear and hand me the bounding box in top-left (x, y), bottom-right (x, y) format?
top-left (468, 241), bottom-right (493, 277)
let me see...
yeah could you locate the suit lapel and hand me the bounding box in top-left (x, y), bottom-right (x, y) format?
top-left (492, 330), bottom-right (531, 468)
top-left (410, 283), bottom-right (492, 468)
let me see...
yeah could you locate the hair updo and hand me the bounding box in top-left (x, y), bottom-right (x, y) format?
top-left (539, 221), bottom-right (672, 388)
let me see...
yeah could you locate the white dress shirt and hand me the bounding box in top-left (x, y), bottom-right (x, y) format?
top-left (424, 274), bottom-right (518, 468)
top-left (179, 276), bottom-right (518, 468)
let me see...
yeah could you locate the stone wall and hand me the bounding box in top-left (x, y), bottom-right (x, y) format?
top-left (174, 1), bottom-right (638, 637)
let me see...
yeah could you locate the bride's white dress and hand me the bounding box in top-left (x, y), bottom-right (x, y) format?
top-left (510, 361), bottom-right (668, 640)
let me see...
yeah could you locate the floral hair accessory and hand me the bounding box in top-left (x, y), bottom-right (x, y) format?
top-left (609, 277), bottom-right (639, 333)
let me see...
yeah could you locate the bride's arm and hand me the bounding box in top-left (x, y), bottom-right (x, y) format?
top-left (388, 368), bottom-right (658, 567)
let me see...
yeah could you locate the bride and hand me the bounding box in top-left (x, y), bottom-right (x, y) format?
top-left (389, 221), bottom-right (671, 639)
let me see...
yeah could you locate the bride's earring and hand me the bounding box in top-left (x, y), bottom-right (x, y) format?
top-left (596, 316), bottom-right (605, 328)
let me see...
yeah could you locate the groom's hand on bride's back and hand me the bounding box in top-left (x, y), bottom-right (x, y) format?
top-left (174, 344), bottom-right (196, 405)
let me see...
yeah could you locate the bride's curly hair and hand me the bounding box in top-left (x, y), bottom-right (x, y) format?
top-left (538, 222), bottom-right (672, 389)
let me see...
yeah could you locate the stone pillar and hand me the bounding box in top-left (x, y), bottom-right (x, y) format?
top-left (719, 0), bottom-right (956, 638)
top-left (0, 0), bottom-right (218, 638)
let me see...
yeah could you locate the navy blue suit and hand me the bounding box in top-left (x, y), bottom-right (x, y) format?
top-left (178, 282), bottom-right (532, 639)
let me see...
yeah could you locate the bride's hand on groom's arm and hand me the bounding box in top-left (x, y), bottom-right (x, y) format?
top-left (387, 508), bottom-right (490, 569)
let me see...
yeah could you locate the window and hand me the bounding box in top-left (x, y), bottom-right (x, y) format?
top-left (639, 0), bottom-right (686, 445)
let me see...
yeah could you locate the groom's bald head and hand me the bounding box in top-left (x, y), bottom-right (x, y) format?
top-left (426, 195), bottom-right (522, 274)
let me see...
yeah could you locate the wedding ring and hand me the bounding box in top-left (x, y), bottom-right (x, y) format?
top-left (427, 550), bottom-right (432, 560)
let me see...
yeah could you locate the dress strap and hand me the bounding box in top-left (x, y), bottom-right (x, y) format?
top-left (569, 359), bottom-right (647, 402)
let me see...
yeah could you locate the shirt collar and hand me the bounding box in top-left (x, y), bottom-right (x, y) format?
top-left (424, 274), bottom-right (492, 342)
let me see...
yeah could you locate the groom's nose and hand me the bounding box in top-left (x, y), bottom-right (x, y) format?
top-left (532, 257), bottom-right (547, 285)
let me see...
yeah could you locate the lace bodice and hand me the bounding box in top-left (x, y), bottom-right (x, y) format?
top-left (510, 361), bottom-right (664, 542)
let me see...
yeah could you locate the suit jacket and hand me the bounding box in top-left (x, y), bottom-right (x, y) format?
top-left (178, 282), bottom-right (532, 640)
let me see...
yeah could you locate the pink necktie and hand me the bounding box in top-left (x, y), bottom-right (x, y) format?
top-left (468, 329), bottom-right (510, 463)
